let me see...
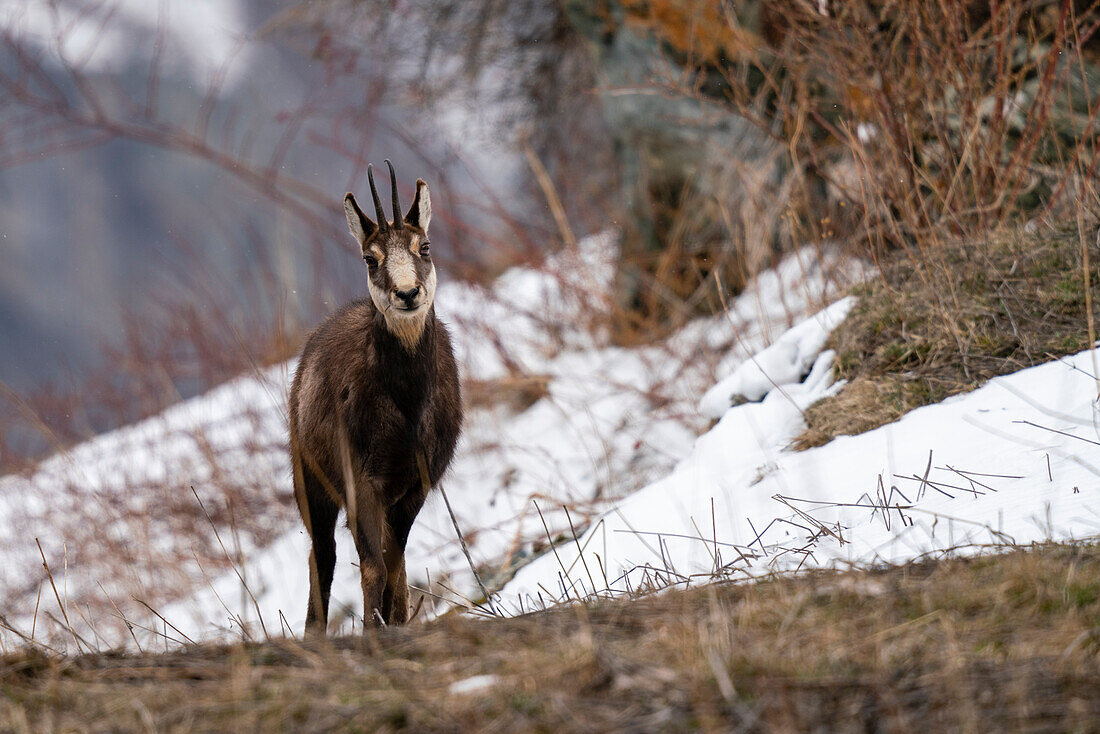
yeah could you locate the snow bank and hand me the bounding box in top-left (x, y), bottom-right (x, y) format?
top-left (502, 345), bottom-right (1100, 609)
top-left (7, 217), bottom-right (1080, 641)
top-left (0, 362), bottom-right (293, 620)
top-left (0, 234), bottom-right (866, 647)
top-left (165, 239), bottom-right (862, 640)
top-left (698, 297), bottom-right (855, 417)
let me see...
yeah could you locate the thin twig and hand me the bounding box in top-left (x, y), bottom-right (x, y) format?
top-left (97, 581), bottom-right (143, 653)
top-left (35, 537), bottom-right (83, 653)
top-left (191, 486), bottom-right (269, 639)
top-left (1013, 420), bottom-right (1100, 447)
top-left (564, 505), bottom-right (598, 597)
top-left (418, 451), bottom-right (497, 615)
top-left (521, 135), bottom-right (577, 250)
top-left (130, 597), bottom-right (196, 646)
top-left (0, 614), bottom-right (61, 655)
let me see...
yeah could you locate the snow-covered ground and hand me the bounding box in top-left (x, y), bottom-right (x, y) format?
top-left (503, 339), bottom-right (1100, 609)
top-left (0, 233), bottom-right (863, 648)
top-left (5, 227), bottom-right (1097, 651)
top-left (165, 236), bottom-right (863, 640)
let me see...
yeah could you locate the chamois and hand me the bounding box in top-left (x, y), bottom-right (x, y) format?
top-left (289, 161), bottom-right (462, 633)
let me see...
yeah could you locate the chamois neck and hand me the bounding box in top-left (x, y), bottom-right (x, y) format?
top-left (370, 303), bottom-right (436, 358)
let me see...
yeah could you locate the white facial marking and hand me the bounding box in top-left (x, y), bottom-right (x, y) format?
top-left (387, 247), bottom-right (417, 292)
top-left (366, 276), bottom-right (388, 313)
top-left (362, 236), bottom-right (438, 352)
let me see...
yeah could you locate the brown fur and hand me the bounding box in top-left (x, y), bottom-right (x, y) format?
top-left (289, 166), bottom-right (461, 633)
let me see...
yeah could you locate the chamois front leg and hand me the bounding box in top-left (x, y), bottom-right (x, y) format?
top-left (348, 484), bottom-right (387, 628)
top-left (304, 508), bottom-right (338, 634)
top-left (381, 489), bottom-right (426, 625)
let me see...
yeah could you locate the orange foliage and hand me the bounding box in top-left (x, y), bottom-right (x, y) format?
top-left (620, 0), bottom-right (761, 63)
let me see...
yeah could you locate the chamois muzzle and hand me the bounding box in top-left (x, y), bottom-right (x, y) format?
top-left (394, 287), bottom-right (420, 309)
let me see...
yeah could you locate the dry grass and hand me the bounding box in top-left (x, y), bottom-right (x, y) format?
top-left (3, 543), bottom-right (1100, 731)
top-left (796, 219), bottom-right (1099, 448)
top-left (589, 0), bottom-right (1100, 370)
top-left (462, 374), bottom-right (552, 413)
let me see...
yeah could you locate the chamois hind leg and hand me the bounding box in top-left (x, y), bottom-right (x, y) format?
top-left (381, 490), bottom-right (426, 625)
top-left (298, 472), bottom-right (339, 636)
top-left (348, 482), bottom-right (387, 628)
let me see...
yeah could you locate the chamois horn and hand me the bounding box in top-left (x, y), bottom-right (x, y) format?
top-left (386, 159), bottom-right (403, 229)
top-left (367, 164), bottom-right (388, 231)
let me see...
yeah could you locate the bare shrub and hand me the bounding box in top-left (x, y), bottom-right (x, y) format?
top-left (629, 1), bottom-right (1100, 243)
top-left (608, 0), bottom-right (1100, 432)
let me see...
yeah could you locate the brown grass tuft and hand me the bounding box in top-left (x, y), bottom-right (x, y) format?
top-left (796, 219), bottom-right (1100, 448)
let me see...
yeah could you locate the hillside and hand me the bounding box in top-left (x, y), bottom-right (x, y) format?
top-left (0, 234), bottom-right (866, 648)
top-left (4, 218), bottom-right (1100, 647)
top-left (1, 216), bottom-right (1099, 728)
top-left (5, 2), bottom-right (1100, 729)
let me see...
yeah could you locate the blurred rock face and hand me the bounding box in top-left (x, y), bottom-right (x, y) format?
top-left (564, 1), bottom-right (782, 336)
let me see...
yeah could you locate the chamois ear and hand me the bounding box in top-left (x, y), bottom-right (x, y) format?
top-left (404, 179), bottom-right (431, 233)
top-left (344, 193), bottom-right (377, 247)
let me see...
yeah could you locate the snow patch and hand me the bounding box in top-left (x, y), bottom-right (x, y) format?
top-left (501, 348), bottom-right (1100, 609)
top-left (450, 674), bottom-right (499, 696)
top-left (698, 296), bottom-right (855, 418)
top-left (0, 235), bottom-right (866, 648)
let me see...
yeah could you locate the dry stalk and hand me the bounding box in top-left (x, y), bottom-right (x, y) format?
top-left (190, 487), bottom-right (269, 640)
top-left (96, 581), bottom-right (143, 653)
top-left (417, 450), bottom-right (497, 616)
top-left (34, 538), bottom-right (83, 653)
top-left (533, 500), bottom-right (578, 602)
top-left (521, 136), bottom-right (577, 251)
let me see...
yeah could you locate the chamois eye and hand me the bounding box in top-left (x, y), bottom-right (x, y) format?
top-left (419, 241), bottom-right (430, 257)
top-left (364, 254), bottom-right (378, 268)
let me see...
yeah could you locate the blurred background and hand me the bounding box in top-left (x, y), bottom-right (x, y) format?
top-left (0, 0), bottom-right (621, 466)
top-left (2, 0), bottom-right (1098, 469)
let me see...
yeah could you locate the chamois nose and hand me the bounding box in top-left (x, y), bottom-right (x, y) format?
top-left (394, 286), bottom-right (420, 307)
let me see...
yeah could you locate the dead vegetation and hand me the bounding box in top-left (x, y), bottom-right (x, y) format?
top-left (797, 219), bottom-right (1100, 448)
top-left (585, 1), bottom-right (1100, 437)
top-left (463, 374), bottom-right (552, 413)
top-left (3, 542), bottom-right (1099, 731)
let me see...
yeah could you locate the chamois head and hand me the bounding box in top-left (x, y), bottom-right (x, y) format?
top-left (344, 161), bottom-right (435, 350)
